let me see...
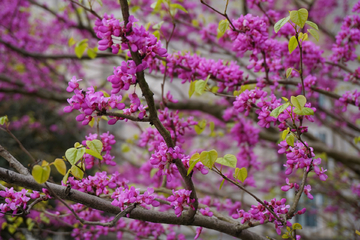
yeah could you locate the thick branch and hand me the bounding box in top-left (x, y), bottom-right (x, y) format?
top-left (0, 167), bottom-right (268, 240)
top-left (0, 145), bottom-right (29, 175)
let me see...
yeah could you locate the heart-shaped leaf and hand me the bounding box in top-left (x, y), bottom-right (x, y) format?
top-left (54, 158), bottom-right (66, 175)
top-left (32, 164), bottom-right (51, 184)
top-left (290, 8), bottom-right (308, 28)
top-left (199, 149), bottom-right (218, 169)
top-left (234, 167), bottom-right (247, 182)
top-left (65, 147), bottom-right (85, 166)
top-left (274, 16), bottom-right (290, 33)
top-left (216, 154), bottom-right (237, 168)
top-left (288, 36), bottom-right (298, 54)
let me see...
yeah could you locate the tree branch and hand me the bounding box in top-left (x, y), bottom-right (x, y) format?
top-left (0, 167), bottom-right (269, 240)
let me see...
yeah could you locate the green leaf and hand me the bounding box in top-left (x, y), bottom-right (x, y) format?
top-left (199, 149), bottom-right (218, 169)
top-left (87, 47), bottom-right (97, 59)
top-left (282, 128), bottom-right (290, 140)
top-left (293, 107), bottom-right (314, 116)
top-left (219, 179), bottom-right (225, 190)
top-left (291, 95), bottom-right (306, 110)
top-left (65, 147), bottom-right (86, 166)
top-left (71, 164), bottom-right (84, 179)
top-left (234, 167), bottom-right (247, 182)
top-left (286, 68), bottom-right (293, 78)
top-left (85, 149), bottom-right (103, 160)
top-left (270, 102), bottom-right (290, 118)
top-left (306, 20), bottom-right (318, 30)
top-left (356, 230), bottom-right (360, 236)
top-left (274, 16), bottom-right (290, 33)
top-left (68, 37), bottom-right (76, 47)
top-left (194, 119), bottom-right (207, 134)
top-left (286, 133), bottom-right (295, 146)
top-left (121, 144), bottom-right (130, 153)
top-left (170, 3), bottom-right (188, 13)
top-left (153, 30), bottom-right (160, 40)
top-left (282, 233), bottom-right (289, 239)
top-left (150, 0), bottom-right (163, 12)
top-left (282, 97), bottom-right (289, 102)
top-left (152, 21), bottom-right (164, 30)
top-left (32, 164), bottom-right (51, 184)
top-left (189, 81), bottom-right (196, 98)
top-left (216, 154), bottom-right (237, 168)
top-left (0, 115), bottom-right (9, 125)
top-left (288, 36), bottom-right (298, 54)
top-left (217, 19), bottom-right (229, 39)
top-left (308, 28), bottom-right (319, 41)
top-left (54, 158), bottom-right (66, 175)
top-left (293, 223), bottom-right (303, 230)
top-left (195, 80), bottom-right (207, 95)
top-left (290, 8), bottom-right (308, 28)
top-left (86, 139), bottom-right (103, 154)
top-left (62, 169), bottom-right (71, 184)
top-left (209, 121), bottom-right (215, 134)
top-left (187, 153), bottom-right (201, 175)
top-left (74, 39), bottom-right (88, 59)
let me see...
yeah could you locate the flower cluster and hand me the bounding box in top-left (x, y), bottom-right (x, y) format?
top-left (331, 15), bottom-right (360, 62)
top-left (64, 77), bottom-right (125, 125)
top-left (336, 89), bottom-right (360, 112)
top-left (228, 14), bottom-right (269, 57)
top-left (160, 52), bottom-right (244, 92)
top-left (278, 140), bottom-right (328, 181)
top-left (232, 198), bottom-right (294, 235)
top-left (233, 88), bottom-right (268, 116)
top-left (281, 178), bottom-right (313, 200)
top-left (167, 189), bottom-right (195, 217)
top-left (0, 188), bottom-right (50, 216)
top-left (95, 13), bottom-right (167, 60)
top-left (67, 171), bottom-right (110, 196)
top-left (149, 142), bottom-right (183, 181)
top-left (111, 186), bottom-right (160, 211)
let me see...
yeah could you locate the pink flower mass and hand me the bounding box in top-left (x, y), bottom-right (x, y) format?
top-left (0, 0), bottom-right (359, 240)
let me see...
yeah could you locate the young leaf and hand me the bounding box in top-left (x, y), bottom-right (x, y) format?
top-left (290, 8), bottom-right (308, 28)
top-left (282, 128), bottom-right (290, 140)
top-left (288, 36), bottom-right (298, 54)
top-left (85, 149), bottom-right (103, 160)
top-left (32, 164), bottom-right (51, 184)
top-left (54, 158), bottom-right (66, 175)
top-left (194, 119), bottom-right (207, 134)
top-left (234, 167), bottom-right (247, 182)
top-left (217, 19), bottom-right (229, 39)
top-left (71, 164), bottom-right (84, 179)
top-left (170, 3), bottom-right (188, 13)
top-left (292, 223), bottom-right (303, 230)
top-left (195, 80), bottom-right (207, 95)
top-left (308, 28), bottom-right (319, 41)
top-left (152, 21), bottom-right (164, 30)
top-left (216, 154), bottom-right (237, 168)
top-left (68, 37), bottom-right (76, 47)
top-left (305, 20), bottom-right (318, 30)
top-left (0, 115), bottom-right (9, 125)
top-left (294, 107), bottom-right (314, 116)
top-left (62, 169), bottom-right (71, 184)
top-left (270, 102), bottom-right (290, 118)
top-left (291, 95), bottom-right (306, 111)
top-left (199, 149), bottom-right (218, 169)
top-left (189, 81), bottom-right (196, 98)
top-left (65, 147), bottom-right (86, 166)
top-left (86, 139), bottom-right (103, 155)
top-left (302, 33), bottom-right (308, 41)
top-left (74, 39), bottom-right (88, 59)
top-left (356, 230), bottom-right (360, 236)
top-left (219, 179), bottom-right (225, 190)
top-left (87, 48), bottom-right (97, 59)
top-left (187, 158), bottom-right (200, 175)
top-left (286, 68), bottom-right (293, 78)
top-left (286, 133), bottom-right (295, 146)
top-left (274, 16), bottom-right (290, 33)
